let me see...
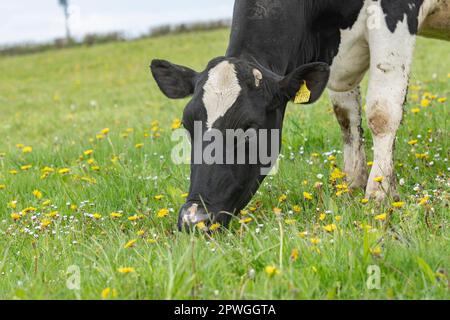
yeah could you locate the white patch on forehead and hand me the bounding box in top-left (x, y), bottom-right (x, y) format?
top-left (203, 61), bottom-right (241, 129)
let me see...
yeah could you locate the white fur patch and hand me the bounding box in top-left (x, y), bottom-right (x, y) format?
top-left (203, 61), bottom-right (241, 129)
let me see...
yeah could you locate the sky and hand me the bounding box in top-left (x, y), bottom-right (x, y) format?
top-left (0, 0), bottom-right (235, 45)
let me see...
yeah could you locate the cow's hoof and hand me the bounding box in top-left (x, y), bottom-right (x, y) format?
top-left (178, 203), bottom-right (211, 232)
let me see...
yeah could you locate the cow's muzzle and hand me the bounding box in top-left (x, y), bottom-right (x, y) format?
top-left (178, 203), bottom-right (211, 231)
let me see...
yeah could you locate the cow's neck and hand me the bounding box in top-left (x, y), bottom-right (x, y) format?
top-left (226, 0), bottom-right (364, 75)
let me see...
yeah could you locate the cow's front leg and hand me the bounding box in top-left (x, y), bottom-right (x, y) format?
top-left (329, 87), bottom-right (368, 189)
top-left (365, 18), bottom-right (417, 201)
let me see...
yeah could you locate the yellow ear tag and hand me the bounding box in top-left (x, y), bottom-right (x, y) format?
top-left (294, 81), bottom-right (311, 104)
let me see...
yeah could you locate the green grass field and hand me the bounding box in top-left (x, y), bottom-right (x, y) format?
top-left (0, 29), bottom-right (448, 300)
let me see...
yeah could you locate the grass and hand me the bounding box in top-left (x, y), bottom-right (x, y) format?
top-left (0, 28), bottom-right (448, 300)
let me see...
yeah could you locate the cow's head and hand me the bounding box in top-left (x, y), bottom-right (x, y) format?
top-left (151, 57), bottom-right (329, 231)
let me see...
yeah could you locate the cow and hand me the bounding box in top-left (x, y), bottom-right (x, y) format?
top-left (151, 0), bottom-right (450, 231)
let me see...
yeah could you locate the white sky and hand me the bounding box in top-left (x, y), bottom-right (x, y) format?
top-left (0, 0), bottom-right (235, 45)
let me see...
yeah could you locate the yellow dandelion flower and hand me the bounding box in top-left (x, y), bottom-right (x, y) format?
top-left (310, 238), bottom-right (321, 245)
top-left (298, 231), bottom-right (308, 238)
top-left (420, 99), bottom-right (430, 108)
top-left (9, 169), bottom-right (18, 175)
top-left (437, 97), bottom-right (447, 103)
top-left (87, 158), bottom-right (95, 165)
top-left (11, 213), bottom-right (21, 221)
top-left (411, 108), bottom-right (421, 114)
top-left (101, 287), bottom-right (118, 300)
top-left (128, 215), bottom-right (139, 221)
top-left (22, 207), bottom-right (37, 214)
top-left (303, 192), bottom-right (313, 200)
top-left (83, 149), bottom-right (94, 156)
top-left (375, 213), bottom-right (387, 221)
top-left (40, 219), bottom-right (52, 229)
top-left (278, 194), bottom-right (287, 202)
top-left (157, 208), bottom-right (169, 218)
top-left (117, 267), bottom-right (135, 274)
top-left (408, 139), bottom-right (418, 145)
top-left (137, 230), bottom-right (145, 236)
top-left (285, 219), bottom-right (296, 225)
top-left (335, 215), bottom-right (342, 222)
top-left (328, 155), bottom-right (336, 161)
top-left (45, 211), bottom-right (59, 218)
top-left (154, 195), bottom-right (164, 201)
top-left (239, 217), bottom-right (253, 224)
top-left (22, 146), bottom-right (32, 154)
top-left (323, 224), bottom-right (337, 232)
top-left (370, 246), bottom-right (382, 257)
top-left (32, 190), bottom-right (43, 199)
top-left (42, 199), bottom-right (52, 207)
top-left (290, 249), bottom-right (299, 262)
top-left (361, 198), bottom-right (369, 204)
top-left (171, 118), bottom-right (182, 130)
top-left (0, 184), bottom-right (6, 190)
top-left (101, 128), bottom-right (110, 135)
top-left (21, 164), bottom-right (32, 171)
top-left (293, 205), bottom-right (302, 213)
top-left (392, 201), bottom-right (405, 208)
top-left (58, 168), bottom-right (71, 175)
top-left (330, 168), bottom-right (346, 181)
top-left (265, 266), bottom-right (280, 277)
top-left (124, 239), bottom-right (137, 249)
top-left (110, 212), bottom-right (123, 219)
top-left (8, 201), bottom-right (17, 209)
top-left (273, 207), bottom-right (282, 215)
top-left (419, 196), bottom-right (430, 206)
top-left (415, 153), bottom-right (429, 160)
top-left (92, 213), bottom-right (102, 220)
top-left (135, 143), bottom-right (144, 149)
top-left (374, 176), bottom-right (384, 183)
top-left (196, 222), bottom-right (207, 230)
top-left (209, 223), bottom-right (221, 231)
top-left (16, 143), bottom-right (25, 149)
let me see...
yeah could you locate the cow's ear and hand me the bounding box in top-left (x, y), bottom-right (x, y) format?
top-left (279, 62), bottom-right (330, 104)
top-left (151, 59), bottom-right (199, 99)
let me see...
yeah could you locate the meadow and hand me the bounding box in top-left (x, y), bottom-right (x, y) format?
top-left (0, 28), bottom-right (448, 299)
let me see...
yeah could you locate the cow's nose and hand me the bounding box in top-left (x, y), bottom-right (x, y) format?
top-left (178, 203), bottom-right (211, 231)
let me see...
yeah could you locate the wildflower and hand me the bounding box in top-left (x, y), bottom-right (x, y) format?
top-left (265, 266), bottom-right (280, 277)
top-left (124, 239), bottom-right (137, 249)
top-left (45, 211), bottom-right (59, 218)
top-left (92, 213), bottom-right (102, 220)
top-left (21, 164), bottom-right (32, 171)
top-left (181, 193), bottom-right (189, 199)
top-left (22, 207), bottom-right (37, 214)
top-left (408, 139), bottom-right (418, 145)
top-left (273, 207), bottom-right (282, 216)
top-left (117, 267), bottom-right (135, 274)
top-left (91, 166), bottom-right (100, 172)
top-left (16, 144), bottom-right (25, 149)
top-left (392, 201), bottom-right (405, 208)
top-left (0, 184), bottom-right (5, 190)
top-left (374, 176), bottom-right (384, 183)
top-left (9, 169), bottom-right (18, 175)
top-left (128, 215), bottom-right (139, 221)
top-left (411, 108), bottom-right (421, 114)
top-left (137, 230), bottom-right (145, 236)
top-left (323, 224), bottom-right (337, 233)
top-left (157, 208), bottom-right (169, 218)
top-left (22, 146), bottom-right (32, 154)
top-left (330, 168), bottom-right (346, 181)
top-left (370, 246), bottom-right (382, 257)
top-left (328, 155), bottom-right (336, 162)
top-left (40, 219), bottom-right (52, 229)
top-left (171, 118), bottom-right (182, 130)
top-left (319, 213), bottom-right (326, 221)
top-left (335, 215), bottom-right (342, 222)
top-left (154, 195), bottom-right (164, 201)
top-left (101, 287), bottom-right (118, 300)
top-left (196, 222), bottom-right (208, 231)
top-left (303, 192), bottom-right (313, 200)
top-left (375, 213), bottom-right (387, 221)
top-left (361, 198), bottom-right (369, 204)
top-left (101, 128), bottom-right (110, 135)
top-left (209, 223), bottom-right (221, 232)
top-left (58, 168), bottom-right (71, 175)
top-left (420, 99), bottom-right (430, 108)
top-left (293, 205), bottom-right (302, 213)
top-left (8, 201), bottom-right (17, 209)
top-left (11, 213), bottom-right (21, 221)
top-left (84, 149), bottom-right (94, 156)
top-left (32, 190), bottom-right (43, 199)
top-left (419, 196), bottom-right (430, 206)
top-left (285, 219), bottom-right (296, 225)
top-left (290, 249), bottom-right (299, 262)
top-left (278, 194), bottom-right (287, 202)
top-left (135, 143), bottom-right (144, 149)
top-left (437, 97), bottom-right (447, 103)
top-left (310, 238), bottom-right (321, 245)
top-left (298, 231), bottom-right (308, 238)
top-left (42, 199), bottom-right (52, 207)
top-left (239, 217), bottom-right (253, 224)
top-left (415, 153), bottom-right (429, 160)
top-left (110, 212), bottom-right (123, 219)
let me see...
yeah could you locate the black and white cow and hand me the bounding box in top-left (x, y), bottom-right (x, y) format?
top-left (151, 0), bottom-right (450, 230)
